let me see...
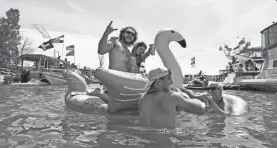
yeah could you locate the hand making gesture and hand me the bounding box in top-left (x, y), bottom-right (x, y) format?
top-left (104, 21), bottom-right (118, 35)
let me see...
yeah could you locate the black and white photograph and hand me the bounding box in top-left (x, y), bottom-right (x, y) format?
top-left (0, 0), bottom-right (277, 147)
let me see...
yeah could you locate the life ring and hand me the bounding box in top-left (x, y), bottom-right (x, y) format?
top-left (64, 28), bottom-right (186, 113)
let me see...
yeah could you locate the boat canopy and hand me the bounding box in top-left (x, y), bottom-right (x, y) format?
top-left (17, 54), bottom-right (67, 64)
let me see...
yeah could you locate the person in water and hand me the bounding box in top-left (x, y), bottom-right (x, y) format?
top-left (205, 82), bottom-right (249, 116)
top-left (139, 67), bottom-right (207, 129)
top-left (98, 21), bottom-right (138, 72)
top-left (130, 41), bottom-right (155, 73)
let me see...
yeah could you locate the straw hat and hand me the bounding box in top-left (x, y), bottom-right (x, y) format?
top-left (144, 67), bottom-right (170, 89)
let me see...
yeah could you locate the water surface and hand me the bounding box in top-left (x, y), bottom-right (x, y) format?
top-left (0, 84), bottom-right (276, 148)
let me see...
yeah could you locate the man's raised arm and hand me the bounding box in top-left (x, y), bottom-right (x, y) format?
top-left (98, 21), bottom-right (118, 55)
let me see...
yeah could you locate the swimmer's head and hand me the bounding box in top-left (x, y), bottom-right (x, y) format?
top-left (207, 82), bottom-right (223, 96)
top-left (145, 67), bottom-right (172, 91)
top-left (131, 41), bottom-right (147, 56)
top-left (119, 26), bottom-right (138, 46)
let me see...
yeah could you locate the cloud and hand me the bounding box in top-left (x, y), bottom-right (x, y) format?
top-left (64, 0), bottom-right (84, 13)
top-left (215, 0), bottom-right (277, 47)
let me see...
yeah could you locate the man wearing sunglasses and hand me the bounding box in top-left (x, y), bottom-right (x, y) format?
top-left (95, 21), bottom-right (139, 112)
top-left (139, 67), bottom-right (207, 129)
top-left (98, 21), bottom-right (138, 72)
top-left (205, 82), bottom-right (249, 116)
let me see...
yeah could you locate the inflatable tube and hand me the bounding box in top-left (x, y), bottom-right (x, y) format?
top-left (64, 29), bottom-right (186, 113)
top-left (62, 70), bottom-right (108, 113)
top-left (222, 94), bottom-right (249, 116)
top-left (184, 86), bottom-right (217, 90)
top-left (94, 29), bottom-right (186, 97)
top-left (94, 68), bottom-right (148, 96)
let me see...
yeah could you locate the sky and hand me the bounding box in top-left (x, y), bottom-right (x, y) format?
top-left (1, 0), bottom-right (277, 75)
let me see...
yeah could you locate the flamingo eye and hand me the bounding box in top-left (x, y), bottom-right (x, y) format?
top-left (171, 30), bottom-right (174, 33)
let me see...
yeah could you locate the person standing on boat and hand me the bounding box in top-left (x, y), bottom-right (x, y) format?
top-left (98, 21), bottom-right (138, 72)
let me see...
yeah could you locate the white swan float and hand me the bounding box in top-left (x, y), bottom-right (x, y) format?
top-left (63, 29), bottom-right (186, 113)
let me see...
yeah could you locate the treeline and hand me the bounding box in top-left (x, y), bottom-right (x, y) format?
top-left (0, 8), bottom-right (35, 68)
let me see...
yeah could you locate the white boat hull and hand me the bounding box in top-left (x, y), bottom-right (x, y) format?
top-left (0, 75), bottom-right (5, 84)
top-left (44, 72), bottom-right (67, 85)
top-left (239, 79), bottom-right (277, 92)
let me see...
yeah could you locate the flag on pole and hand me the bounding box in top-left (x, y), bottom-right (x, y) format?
top-left (191, 57), bottom-right (195, 68)
top-left (51, 35), bottom-right (64, 43)
top-left (238, 37), bottom-right (245, 45)
top-left (234, 39), bottom-right (251, 50)
top-left (224, 44), bottom-right (232, 51)
top-left (66, 45), bottom-right (74, 50)
top-left (66, 49), bottom-right (75, 56)
top-left (38, 40), bottom-right (54, 51)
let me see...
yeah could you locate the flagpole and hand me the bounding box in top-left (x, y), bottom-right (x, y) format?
top-left (74, 45), bottom-right (75, 64)
top-left (53, 47), bottom-right (57, 58)
top-left (74, 51), bottom-right (76, 64)
top-left (61, 41), bottom-right (64, 60)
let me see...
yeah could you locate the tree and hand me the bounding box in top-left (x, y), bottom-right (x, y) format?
top-left (0, 8), bottom-right (21, 68)
top-left (12, 36), bottom-right (35, 66)
top-left (18, 36), bottom-right (35, 56)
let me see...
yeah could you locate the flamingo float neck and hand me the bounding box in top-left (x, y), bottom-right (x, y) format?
top-left (154, 29), bottom-right (186, 88)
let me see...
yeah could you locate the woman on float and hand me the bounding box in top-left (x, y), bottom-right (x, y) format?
top-left (129, 41), bottom-right (155, 73)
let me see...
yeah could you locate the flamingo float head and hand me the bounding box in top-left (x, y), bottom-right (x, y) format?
top-left (155, 28), bottom-right (186, 48)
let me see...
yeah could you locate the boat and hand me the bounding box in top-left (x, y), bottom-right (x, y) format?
top-left (0, 68), bottom-right (14, 84)
top-left (17, 54), bottom-right (68, 85)
top-left (220, 22), bottom-right (277, 92)
top-left (239, 22), bottom-right (277, 92)
top-left (43, 69), bottom-right (67, 85)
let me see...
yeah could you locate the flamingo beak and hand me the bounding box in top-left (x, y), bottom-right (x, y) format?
top-left (177, 39), bottom-right (187, 48)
